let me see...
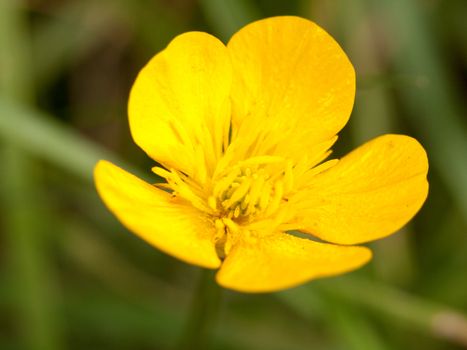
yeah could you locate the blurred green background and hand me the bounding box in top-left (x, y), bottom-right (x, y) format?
top-left (1, 0), bottom-right (466, 349)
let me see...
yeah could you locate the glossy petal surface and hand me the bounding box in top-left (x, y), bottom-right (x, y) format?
top-left (129, 32), bottom-right (232, 182)
top-left (227, 16), bottom-right (355, 165)
top-left (94, 161), bottom-right (221, 268)
top-left (95, 17), bottom-right (430, 293)
top-left (216, 232), bottom-right (372, 293)
top-left (294, 135), bottom-right (429, 245)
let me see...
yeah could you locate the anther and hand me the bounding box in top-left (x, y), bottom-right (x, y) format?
top-left (208, 196), bottom-right (217, 211)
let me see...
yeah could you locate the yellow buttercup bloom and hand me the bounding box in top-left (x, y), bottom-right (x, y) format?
top-left (94, 16), bottom-right (428, 293)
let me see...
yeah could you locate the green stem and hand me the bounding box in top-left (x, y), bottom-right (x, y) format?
top-left (178, 269), bottom-right (223, 350)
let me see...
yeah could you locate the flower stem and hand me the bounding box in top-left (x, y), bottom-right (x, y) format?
top-left (178, 269), bottom-right (223, 350)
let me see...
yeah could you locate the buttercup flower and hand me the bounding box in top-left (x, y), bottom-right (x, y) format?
top-left (94, 16), bottom-right (428, 293)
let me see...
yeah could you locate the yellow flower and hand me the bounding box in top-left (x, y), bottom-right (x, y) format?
top-left (94, 16), bottom-right (428, 293)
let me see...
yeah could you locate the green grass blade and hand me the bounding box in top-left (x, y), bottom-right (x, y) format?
top-left (0, 98), bottom-right (136, 182)
top-left (2, 147), bottom-right (64, 350)
top-left (381, 0), bottom-right (467, 218)
top-left (0, 1), bottom-right (64, 348)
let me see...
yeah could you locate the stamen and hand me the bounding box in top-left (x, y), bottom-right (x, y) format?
top-left (156, 153), bottom-right (299, 251)
top-left (222, 177), bottom-right (251, 209)
top-left (209, 154), bottom-right (294, 229)
top-left (213, 217), bottom-right (239, 259)
top-left (259, 181), bottom-right (272, 210)
top-left (213, 169), bottom-right (240, 198)
top-left (265, 180), bottom-right (283, 216)
top-left (208, 196), bottom-right (217, 211)
top-left (283, 160), bottom-right (294, 193)
top-left (152, 166), bottom-right (212, 213)
top-left (246, 173), bottom-right (265, 215)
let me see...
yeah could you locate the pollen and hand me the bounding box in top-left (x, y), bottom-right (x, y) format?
top-left (209, 157), bottom-right (292, 223)
top-left (153, 154), bottom-right (296, 259)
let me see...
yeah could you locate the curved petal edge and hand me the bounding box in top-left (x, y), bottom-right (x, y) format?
top-left (94, 160), bottom-right (221, 268)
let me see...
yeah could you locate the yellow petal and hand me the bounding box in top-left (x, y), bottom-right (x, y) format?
top-left (293, 134), bottom-right (429, 245)
top-left (94, 160), bottom-right (221, 268)
top-left (216, 233), bottom-right (371, 293)
top-left (128, 32), bottom-right (232, 183)
top-left (227, 16), bottom-right (355, 165)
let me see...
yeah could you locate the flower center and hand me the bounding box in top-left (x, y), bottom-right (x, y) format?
top-left (153, 156), bottom-right (297, 259)
top-left (208, 166), bottom-right (284, 222)
top-left (206, 156), bottom-right (297, 259)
